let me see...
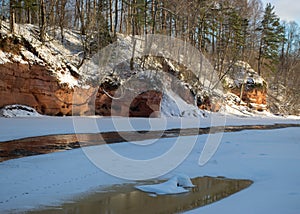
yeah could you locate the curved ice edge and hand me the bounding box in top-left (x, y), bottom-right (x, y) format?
top-left (135, 174), bottom-right (195, 195)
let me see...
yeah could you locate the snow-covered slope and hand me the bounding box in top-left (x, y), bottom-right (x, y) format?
top-left (161, 90), bottom-right (207, 118)
top-left (0, 22), bottom-right (80, 87)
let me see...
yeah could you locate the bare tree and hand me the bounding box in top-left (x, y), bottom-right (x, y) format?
top-left (39, 0), bottom-right (46, 42)
top-left (10, 0), bottom-right (15, 34)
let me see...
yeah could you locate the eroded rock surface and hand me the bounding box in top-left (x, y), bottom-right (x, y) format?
top-left (0, 63), bottom-right (162, 117)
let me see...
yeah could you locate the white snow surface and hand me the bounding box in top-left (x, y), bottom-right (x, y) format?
top-left (0, 122), bottom-right (299, 213)
top-left (0, 105), bottom-right (41, 118)
top-left (0, 50), bottom-right (12, 64)
top-left (161, 90), bottom-right (206, 118)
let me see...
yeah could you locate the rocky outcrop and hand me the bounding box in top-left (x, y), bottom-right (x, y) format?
top-left (0, 63), bottom-right (89, 116)
top-left (125, 90), bottom-right (162, 117)
top-left (0, 63), bottom-right (162, 117)
top-left (95, 88), bottom-right (162, 117)
top-left (139, 55), bottom-right (221, 112)
top-left (223, 61), bottom-right (268, 111)
top-left (230, 88), bottom-right (267, 111)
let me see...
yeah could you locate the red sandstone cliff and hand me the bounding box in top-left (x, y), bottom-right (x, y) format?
top-left (0, 63), bottom-right (91, 116)
top-left (223, 61), bottom-right (268, 111)
top-left (0, 27), bottom-right (269, 117)
top-left (0, 62), bottom-right (162, 117)
top-left (0, 29), bottom-right (162, 117)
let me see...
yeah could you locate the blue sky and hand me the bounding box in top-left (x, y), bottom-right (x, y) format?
top-left (261, 0), bottom-right (300, 24)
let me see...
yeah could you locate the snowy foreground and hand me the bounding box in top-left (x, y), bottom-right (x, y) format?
top-left (0, 115), bottom-right (300, 213)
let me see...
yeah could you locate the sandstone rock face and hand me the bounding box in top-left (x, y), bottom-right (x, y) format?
top-left (127, 90), bottom-right (162, 117)
top-left (0, 63), bottom-right (90, 116)
top-left (0, 63), bottom-right (162, 117)
top-left (223, 61), bottom-right (268, 111)
top-left (231, 88), bottom-right (267, 105)
top-left (95, 89), bottom-right (162, 117)
top-left (231, 88), bottom-right (267, 111)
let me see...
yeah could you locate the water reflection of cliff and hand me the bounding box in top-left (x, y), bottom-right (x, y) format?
top-left (30, 177), bottom-right (253, 214)
top-left (1, 123), bottom-right (299, 162)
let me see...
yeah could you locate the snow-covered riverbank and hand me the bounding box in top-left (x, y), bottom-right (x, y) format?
top-left (0, 116), bottom-right (299, 213)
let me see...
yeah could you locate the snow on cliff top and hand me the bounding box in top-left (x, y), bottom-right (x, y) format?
top-left (224, 61), bottom-right (266, 89)
top-left (0, 22), bottom-right (79, 87)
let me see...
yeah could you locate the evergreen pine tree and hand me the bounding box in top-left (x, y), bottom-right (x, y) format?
top-left (257, 3), bottom-right (284, 75)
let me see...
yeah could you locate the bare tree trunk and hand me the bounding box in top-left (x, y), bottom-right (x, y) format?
top-left (59, 0), bottom-right (67, 43)
top-left (119, 0), bottom-right (123, 33)
top-left (0, 0), bottom-right (5, 29)
top-left (109, 0), bottom-right (113, 32)
top-left (74, 0), bottom-right (80, 29)
top-left (257, 39), bottom-right (263, 76)
top-left (10, 0), bottom-right (15, 34)
top-left (130, 0), bottom-right (137, 71)
top-left (126, 0), bottom-right (130, 34)
top-left (144, 0), bottom-right (147, 36)
top-left (39, 0), bottom-right (46, 43)
top-left (77, 0), bottom-right (85, 35)
top-left (161, 0), bottom-right (167, 35)
top-left (113, 0), bottom-right (118, 37)
top-left (152, 0), bottom-right (157, 34)
top-left (26, 6), bottom-right (30, 24)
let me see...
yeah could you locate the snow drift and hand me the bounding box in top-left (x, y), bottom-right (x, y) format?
top-left (0, 105), bottom-right (41, 118)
